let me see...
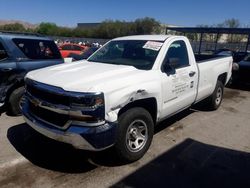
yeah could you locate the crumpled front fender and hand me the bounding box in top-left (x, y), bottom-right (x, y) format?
top-left (104, 81), bottom-right (161, 122)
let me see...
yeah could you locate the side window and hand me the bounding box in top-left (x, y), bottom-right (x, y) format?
top-left (13, 38), bottom-right (61, 60)
top-left (165, 40), bottom-right (189, 69)
top-left (0, 42), bottom-right (8, 61)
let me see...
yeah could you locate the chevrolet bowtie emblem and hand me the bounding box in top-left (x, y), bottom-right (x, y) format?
top-left (30, 98), bottom-right (40, 106)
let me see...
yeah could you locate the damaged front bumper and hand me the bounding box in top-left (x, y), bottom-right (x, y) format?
top-left (22, 100), bottom-right (117, 151)
top-left (22, 79), bottom-right (118, 151)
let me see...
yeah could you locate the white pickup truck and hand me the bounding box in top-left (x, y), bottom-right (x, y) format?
top-left (22, 35), bottom-right (232, 162)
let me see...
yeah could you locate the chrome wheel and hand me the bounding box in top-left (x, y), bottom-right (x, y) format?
top-left (215, 87), bottom-right (222, 105)
top-left (126, 120), bottom-right (148, 152)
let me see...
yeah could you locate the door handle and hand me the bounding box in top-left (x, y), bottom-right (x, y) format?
top-left (1, 68), bottom-right (13, 72)
top-left (189, 71), bottom-right (196, 77)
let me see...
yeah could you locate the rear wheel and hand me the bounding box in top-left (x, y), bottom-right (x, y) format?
top-left (115, 107), bottom-right (154, 162)
top-left (8, 87), bottom-right (25, 116)
top-left (207, 81), bottom-right (224, 110)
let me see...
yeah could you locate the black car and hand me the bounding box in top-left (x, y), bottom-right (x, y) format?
top-left (232, 54), bottom-right (250, 84)
top-left (0, 31), bottom-right (63, 115)
top-left (233, 51), bottom-right (249, 63)
top-left (214, 48), bottom-right (234, 56)
top-left (215, 50), bottom-right (249, 63)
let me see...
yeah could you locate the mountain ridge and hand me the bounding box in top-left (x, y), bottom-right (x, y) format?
top-left (0, 19), bottom-right (38, 29)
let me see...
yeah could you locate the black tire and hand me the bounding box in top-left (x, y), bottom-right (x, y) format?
top-left (114, 107), bottom-right (154, 162)
top-left (8, 87), bottom-right (25, 116)
top-left (207, 81), bottom-right (224, 110)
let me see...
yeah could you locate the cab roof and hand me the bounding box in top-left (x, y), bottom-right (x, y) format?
top-left (0, 31), bottom-right (52, 41)
top-left (113, 35), bottom-right (171, 41)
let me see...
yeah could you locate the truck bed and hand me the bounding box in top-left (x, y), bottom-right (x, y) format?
top-left (195, 55), bottom-right (232, 103)
top-left (195, 54), bottom-right (230, 63)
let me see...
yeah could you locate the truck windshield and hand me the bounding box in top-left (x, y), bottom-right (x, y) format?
top-left (88, 40), bottom-right (162, 70)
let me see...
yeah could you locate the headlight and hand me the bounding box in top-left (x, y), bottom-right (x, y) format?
top-left (70, 93), bottom-right (104, 109)
top-left (232, 63), bottom-right (239, 71)
top-left (69, 93), bottom-right (105, 125)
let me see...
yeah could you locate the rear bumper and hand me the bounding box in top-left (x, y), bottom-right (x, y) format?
top-left (22, 101), bottom-right (117, 151)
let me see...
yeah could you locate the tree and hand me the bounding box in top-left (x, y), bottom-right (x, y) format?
top-left (222, 18), bottom-right (241, 28)
top-left (96, 20), bottom-right (133, 38)
top-left (220, 18), bottom-right (244, 43)
top-left (0, 17), bottom-right (162, 38)
top-left (134, 17), bottom-right (161, 34)
top-left (1, 23), bottom-right (26, 32)
top-left (36, 22), bottom-right (59, 35)
top-left (93, 17), bottom-right (161, 39)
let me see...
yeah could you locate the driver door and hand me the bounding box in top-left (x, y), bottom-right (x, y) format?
top-left (159, 40), bottom-right (198, 119)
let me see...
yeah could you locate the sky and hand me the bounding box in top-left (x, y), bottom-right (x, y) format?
top-left (0, 0), bottom-right (249, 27)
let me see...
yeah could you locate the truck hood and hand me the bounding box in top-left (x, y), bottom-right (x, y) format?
top-left (26, 61), bottom-right (154, 93)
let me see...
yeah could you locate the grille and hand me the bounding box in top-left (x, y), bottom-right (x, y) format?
top-left (26, 84), bottom-right (70, 106)
top-left (29, 101), bottom-right (69, 128)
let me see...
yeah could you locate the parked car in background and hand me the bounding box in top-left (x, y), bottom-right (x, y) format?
top-left (213, 49), bottom-right (249, 62)
top-left (232, 54), bottom-right (250, 84)
top-left (233, 51), bottom-right (249, 63)
top-left (214, 48), bottom-right (234, 56)
top-left (59, 43), bottom-right (86, 58)
top-left (0, 31), bottom-right (63, 115)
top-left (67, 47), bottom-right (99, 61)
top-left (22, 35), bottom-right (232, 162)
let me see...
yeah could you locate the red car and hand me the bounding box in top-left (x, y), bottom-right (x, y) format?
top-left (59, 43), bottom-right (86, 58)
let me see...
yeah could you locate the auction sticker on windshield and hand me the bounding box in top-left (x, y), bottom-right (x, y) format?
top-left (143, 41), bottom-right (163, 51)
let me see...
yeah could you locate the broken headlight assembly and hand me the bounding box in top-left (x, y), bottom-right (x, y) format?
top-left (70, 93), bottom-right (104, 109)
top-left (69, 93), bottom-right (105, 125)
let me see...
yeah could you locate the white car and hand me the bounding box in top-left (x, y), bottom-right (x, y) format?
top-left (22, 35), bottom-right (232, 162)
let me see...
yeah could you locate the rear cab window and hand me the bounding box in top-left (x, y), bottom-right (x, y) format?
top-left (12, 38), bottom-right (61, 60)
top-left (0, 42), bottom-right (8, 61)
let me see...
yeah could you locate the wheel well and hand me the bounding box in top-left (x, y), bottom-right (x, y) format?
top-left (118, 98), bottom-right (157, 125)
top-left (5, 80), bottom-right (24, 103)
top-left (218, 73), bottom-right (227, 85)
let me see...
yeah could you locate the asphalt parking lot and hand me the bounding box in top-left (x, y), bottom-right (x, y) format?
top-left (0, 86), bottom-right (250, 188)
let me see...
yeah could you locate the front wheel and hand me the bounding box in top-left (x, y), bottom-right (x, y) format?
top-left (207, 81), bottom-right (224, 110)
top-left (114, 107), bottom-right (154, 162)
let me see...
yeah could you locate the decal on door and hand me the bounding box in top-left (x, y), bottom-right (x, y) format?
top-left (172, 83), bottom-right (189, 95)
top-left (171, 70), bottom-right (190, 95)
